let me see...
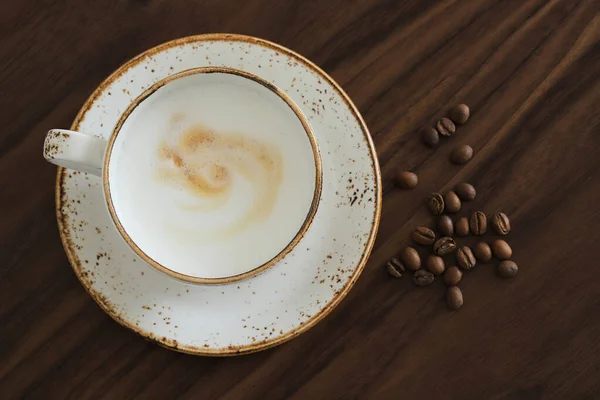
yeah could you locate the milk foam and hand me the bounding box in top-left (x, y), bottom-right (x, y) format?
top-left (108, 72), bottom-right (318, 279)
top-left (156, 121), bottom-right (284, 240)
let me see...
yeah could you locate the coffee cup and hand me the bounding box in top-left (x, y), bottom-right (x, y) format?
top-left (44, 67), bottom-right (322, 284)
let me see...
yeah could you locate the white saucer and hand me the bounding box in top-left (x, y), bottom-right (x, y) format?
top-left (56, 34), bottom-right (381, 355)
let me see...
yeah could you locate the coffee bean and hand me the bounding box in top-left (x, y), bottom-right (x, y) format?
top-left (386, 258), bottom-right (406, 278)
top-left (394, 170), bottom-right (418, 189)
top-left (433, 237), bottom-right (457, 256)
top-left (420, 126), bottom-right (439, 147)
top-left (449, 104), bottom-right (470, 125)
top-left (413, 270), bottom-right (435, 286)
top-left (491, 239), bottom-right (512, 260)
top-left (399, 247), bottom-right (421, 271)
top-left (454, 183), bottom-right (476, 201)
top-left (438, 216), bottom-right (454, 237)
top-left (491, 212), bottom-right (511, 235)
top-left (443, 266), bottom-right (463, 286)
top-left (412, 226), bottom-right (436, 245)
top-left (455, 217), bottom-right (469, 237)
top-left (497, 260), bottom-right (518, 278)
top-left (447, 286), bottom-right (463, 310)
top-left (426, 255), bottom-right (445, 275)
top-left (473, 242), bottom-right (492, 263)
top-left (427, 193), bottom-right (445, 215)
top-left (437, 117), bottom-right (456, 137)
top-left (450, 145), bottom-right (473, 165)
top-left (456, 246), bottom-right (476, 270)
top-left (469, 211), bottom-right (487, 235)
top-left (443, 191), bottom-right (461, 213)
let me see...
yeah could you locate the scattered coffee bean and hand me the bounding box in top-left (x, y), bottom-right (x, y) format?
top-left (413, 269), bottom-right (435, 286)
top-left (386, 258), bottom-right (406, 278)
top-left (469, 211), bottom-right (487, 235)
top-left (399, 247), bottom-right (421, 271)
top-left (473, 242), bottom-right (492, 263)
top-left (450, 145), bottom-right (473, 165)
top-left (491, 212), bottom-right (511, 235)
top-left (394, 170), bottom-right (418, 189)
top-left (455, 217), bottom-right (470, 237)
top-left (427, 193), bottom-right (445, 216)
top-left (447, 286), bottom-right (463, 310)
top-left (426, 255), bottom-right (445, 276)
top-left (437, 117), bottom-right (456, 137)
top-left (443, 191), bottom-right (461, 213)
top-left (420, 126), bottom-right (439, 147)
top-left (433, 237), bottom-right (457, 256)
top-left (491, 239), bottom-right (512, 260)
top-left (454, 183), bottom-right (476, 201)
top-left (497, 260), bottom-right (518, 278)
top-left (412, 226), bottom-right (436, 245)
top-left (386, 110), bottom-right (516, 310)
top-left (449, 104), bottom-right (470, 125)
top-left (456, 246), bottom-right (476, 270)
top-left (438, 216), bottom-right (454, 237)
top-left (443, 266), bottom-right (463, 286)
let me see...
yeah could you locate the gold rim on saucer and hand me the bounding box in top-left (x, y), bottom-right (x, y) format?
top-left (56, 33), bottom-right (382, 356)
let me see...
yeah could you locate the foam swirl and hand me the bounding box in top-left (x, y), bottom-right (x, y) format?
top-left (156, 122), bottom-right (283, 238)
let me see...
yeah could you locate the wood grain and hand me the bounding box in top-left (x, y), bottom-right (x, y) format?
top-left (2, 0), bottom-right (600, 398)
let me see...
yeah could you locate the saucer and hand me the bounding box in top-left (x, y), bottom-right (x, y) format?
top-left (56, 34), bottom-right (381, 355)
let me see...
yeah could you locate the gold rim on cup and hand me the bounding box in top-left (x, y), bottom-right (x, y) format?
top-left (103, 66), bottom-right (322, 285)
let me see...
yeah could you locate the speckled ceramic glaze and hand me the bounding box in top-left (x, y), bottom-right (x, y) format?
top-left (56, 34), bottom-right (381, 355)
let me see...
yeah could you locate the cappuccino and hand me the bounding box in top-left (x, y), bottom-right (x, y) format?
top-left (107, 69), bottom-right (320, 279)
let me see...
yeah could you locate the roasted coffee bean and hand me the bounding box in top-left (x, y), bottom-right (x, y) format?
top-left (443, 191), bottom-right (461, 213)
top-left (427, 193), bottom-right (445, 215)
top-left (394, 170), bottom-right (418, 189)
top-left (449, 104), bottom-right (470, 125)
top-left (456, 246), bottom-right (476, 270)
top-left (443, 266), bottom-right (463, 286)
top-left (438, 216), bottom-right (454, 237)
top-left (433, 237), bottom-right (457, 256)
top-left (413, 270), bottom-right (435, 286)
top-left (412, 226), bottom-right (436, 245)
top-left (491, 212), bottom-right (511, 235)
top-left (497, 260), bottom-right (518, 278)
top-left (455, 217), bottom-right (470, 237)
top-left (455, 183), bottom-right (476, 201)
top-left (426, 255), bottom-right (445, 276)
top-left (420, 126), bottom-right (439, 147)
top-left (469, 211), bottom-right (487, 235)
top-left (473, 242), bottom-right (492, 263)
top-left (450, 145), bottom-right (473, 165)
top-left (447, 286), bottom-right (464, 310)
top-left (399, 247), bottom-right (421, 271)
top-left (491, 239), bottom-right (512, 260)
top-left (386, 258), bottom-right (406, 278)
top-left (437, 117), bottom-right (456, 137)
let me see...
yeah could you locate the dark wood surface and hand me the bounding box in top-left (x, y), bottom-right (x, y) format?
top-left (2, 0), bottom-right (600, 398)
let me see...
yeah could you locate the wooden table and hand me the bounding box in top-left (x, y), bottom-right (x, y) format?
top-left (2, 0), bottom-right (600, 398)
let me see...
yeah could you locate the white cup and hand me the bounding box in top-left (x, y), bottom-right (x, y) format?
top-left (44, 67), bottom-right (322, 284)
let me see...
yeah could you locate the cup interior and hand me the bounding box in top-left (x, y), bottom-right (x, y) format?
top-left (104, 68), bottom-right (321, 283)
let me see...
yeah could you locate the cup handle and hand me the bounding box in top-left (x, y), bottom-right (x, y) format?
top-left (43, 129), bottom-right (108, 177)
